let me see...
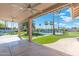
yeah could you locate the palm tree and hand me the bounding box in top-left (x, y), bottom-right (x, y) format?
top-left (39, 24), bottom-right (41, 32)
top-left (56, 10), bottom-right (61, 33)
top-left (44, 21), bottom-right (48, 32)
top-left (52, 14), bottom-right (55, 35)
top-left (49, 21), bottom-right (53, 33)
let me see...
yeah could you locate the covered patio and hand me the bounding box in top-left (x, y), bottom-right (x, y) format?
top-left (0, 3), bottom-right (78, 56)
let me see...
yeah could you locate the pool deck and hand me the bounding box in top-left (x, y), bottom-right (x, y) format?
top-left (0, 35), bottom-right (70, 56)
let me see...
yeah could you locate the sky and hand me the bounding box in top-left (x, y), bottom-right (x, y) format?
top-left (0, 7), bottom-right (79, 29)
top-left (33, 7), bottom-right (79, 29)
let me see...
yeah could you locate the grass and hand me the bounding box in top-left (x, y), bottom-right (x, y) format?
top-left (4, 31), bottom-right (79, 44)
top-left (66, 32), bottom-right (79, 37)
top-left (33, 35), bottom-right (64, 44)
top-left (33, 32), bottom-right (79, 44)
top-left (21, 35), bottom-right (29, 39)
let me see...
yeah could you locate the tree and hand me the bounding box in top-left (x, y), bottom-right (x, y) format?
top-left (13, 27), bottom-right (16, 30)
top-left (39, 24), bottom-right (41, 32)
top-left (49, 21), bottom-right (53, 33)
top-left (52, 14), bottom-right (55, 35)
top-left (55, 10), bottom-right (61, 33)
top-left (0, 22), bottom-right (5, 28)
top-left (44, 21), bottom-right (49, 32)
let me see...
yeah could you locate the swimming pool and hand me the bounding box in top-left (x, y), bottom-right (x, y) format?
top-left (0, 29), bottom-right (16, 36)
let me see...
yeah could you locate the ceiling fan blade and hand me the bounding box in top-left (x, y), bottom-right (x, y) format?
top-left (14, 4), bottom-right (31, 15)
top-left (32, 3), bottom-right (41, 8)
top-left (11, 4), bottom-right (42, 18)
top-left (31, 8), bottom-right (42, 12)
top-left (14, 9), bottom-right (29, 17)
top-left (27, 4), bottom-right (42, 12)
top-left (19, 9), bottom-right (29, 14)
top-left (11, 4), bottom-right (24, 10)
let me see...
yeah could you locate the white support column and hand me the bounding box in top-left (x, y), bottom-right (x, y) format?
top-left (28, 19), bottom-right (32, 42)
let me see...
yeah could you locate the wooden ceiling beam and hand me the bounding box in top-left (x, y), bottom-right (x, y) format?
top-left (69, 3), bottom-right (79, 18)
top-left (28, 3), bottom-right (70, 19)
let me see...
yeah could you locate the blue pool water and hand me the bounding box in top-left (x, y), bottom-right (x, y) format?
top-left (0, 29), bottom-right (15, 35)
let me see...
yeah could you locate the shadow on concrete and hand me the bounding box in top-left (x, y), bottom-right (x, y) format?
top-left (0, 39), bottom-right (71, 56)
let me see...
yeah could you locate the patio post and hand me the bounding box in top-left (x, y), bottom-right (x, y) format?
top-left (4, 20), bottom-right (7, 33)
top-left (18, 23), bottom-right (21, 37)
top-left (28, 19), bottom-right (32, 42)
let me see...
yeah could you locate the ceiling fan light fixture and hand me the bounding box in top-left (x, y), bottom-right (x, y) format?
top-left (20, 7), bottom-right (23, 10)
top-left (27, 4), bottom-right (31, 8)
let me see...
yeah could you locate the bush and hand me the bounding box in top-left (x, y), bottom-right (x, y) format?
top-left (23, 32), bottom-right (44, 36)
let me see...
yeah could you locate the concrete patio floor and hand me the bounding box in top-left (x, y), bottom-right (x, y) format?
top-left (0, 35), bottom-right (21, 44)
top-left (0, 35), bottom-right (70, 56)
top-left (44, 37), bottom-right (79, 56)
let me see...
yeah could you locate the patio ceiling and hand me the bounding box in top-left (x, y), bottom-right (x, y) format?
top-left (0, 3), bottom-right (77, 23)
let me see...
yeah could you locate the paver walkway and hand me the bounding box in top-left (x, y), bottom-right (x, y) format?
top-left (44, 37), bottom-right (79, 56)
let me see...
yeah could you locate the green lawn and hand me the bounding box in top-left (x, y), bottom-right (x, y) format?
top-left (16, 31), bottom-right (79, 44)
top-left (33, 32), bottom-right (79, 44)
top-left (6, 31), bottom-right (79, 44)
top-left (66, 32), bottom-right (79, 37)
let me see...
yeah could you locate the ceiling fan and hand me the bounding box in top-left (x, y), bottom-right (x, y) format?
top-left (11, 3), bottom-right (42, 15)
top-left (9, 4), bottom-right (42, 22)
